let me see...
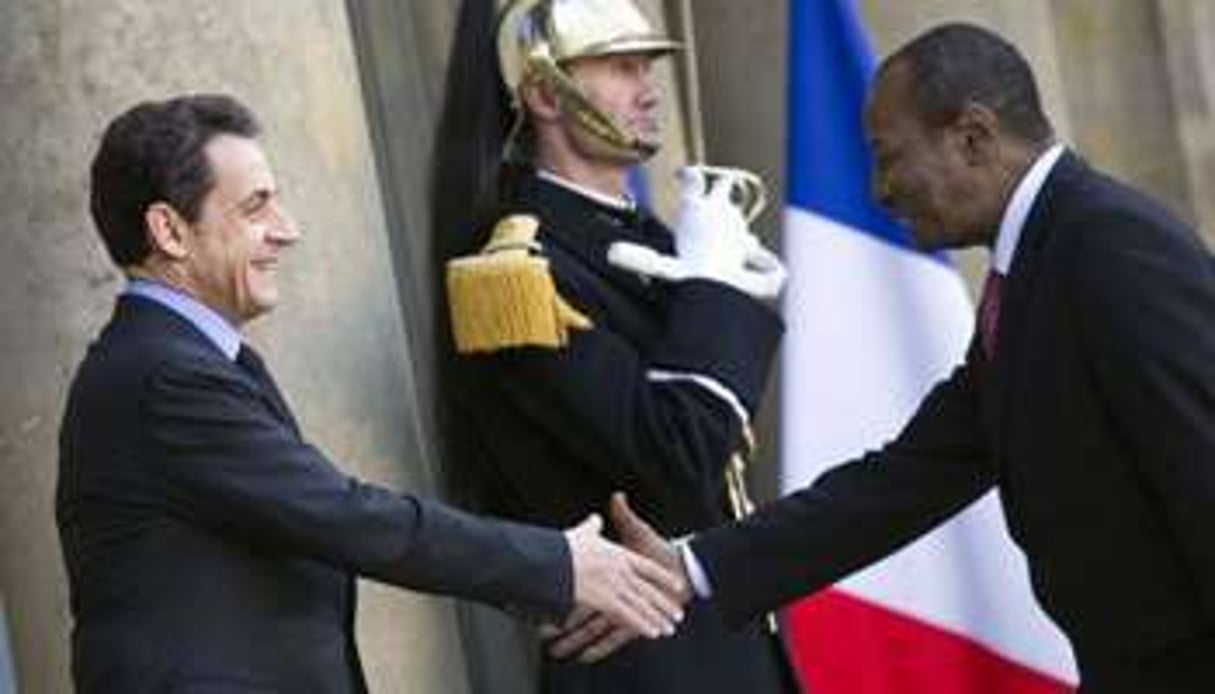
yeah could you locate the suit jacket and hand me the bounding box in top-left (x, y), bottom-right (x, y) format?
top-left (445, 173), bottom-right (795, 692)
top-left (692, 152), bottom-right (1215, 693)
top-left (57, 295), bottom-right (572, 693)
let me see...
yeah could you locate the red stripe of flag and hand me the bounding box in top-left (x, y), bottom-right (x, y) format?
top-left (784, 590), bottom-right (1075, 694)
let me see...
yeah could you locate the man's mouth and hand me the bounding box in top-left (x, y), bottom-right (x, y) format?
top-left (633, 117), bottom-right (659, 134)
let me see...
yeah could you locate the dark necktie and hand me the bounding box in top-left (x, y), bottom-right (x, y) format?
top-left (978, 270), bottom-right (1004, 358)
top-left (236, 344), bottom-right (298, 432)
top-left (236, 343), bottom-right (271, 386)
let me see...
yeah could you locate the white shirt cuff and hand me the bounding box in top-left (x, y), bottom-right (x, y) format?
top-left (675, 537), bottom-right (713, 598)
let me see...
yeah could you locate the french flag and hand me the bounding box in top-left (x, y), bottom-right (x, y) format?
top-left (778, 1), bottom-right (1078, 691)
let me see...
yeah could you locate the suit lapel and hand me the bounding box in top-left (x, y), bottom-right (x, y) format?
top-left (115, 295), bottom-right (300, 434)
top-left (984, 152), bottom-right (1086, 450)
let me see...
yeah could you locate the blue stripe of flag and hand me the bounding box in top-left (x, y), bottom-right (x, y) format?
top-left (786, 0), bottom-right (923, 253)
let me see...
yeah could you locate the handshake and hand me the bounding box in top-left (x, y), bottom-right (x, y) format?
top-left (560, 493), bottom-right (692, 662)
top-left (608, 165), bottom-right (786, 300)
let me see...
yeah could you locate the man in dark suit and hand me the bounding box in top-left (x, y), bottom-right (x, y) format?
top-left (600, 23), bottom-right (1215, 693)
top-left (56, 93), bottom-right (683, 693)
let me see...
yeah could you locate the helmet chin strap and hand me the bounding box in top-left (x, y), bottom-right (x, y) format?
top-left (523, 43), bottom-right (655, 163)
top-left (562, 97), bottom-right (656, 164)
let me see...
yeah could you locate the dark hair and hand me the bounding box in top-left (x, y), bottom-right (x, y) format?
top-left (89, 94), bottom-right (260, 267)
top-left (883, 22), bottom-right (1053, 144)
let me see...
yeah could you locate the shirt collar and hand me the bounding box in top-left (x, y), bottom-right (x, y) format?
top-left (536, 168), bottom-right (636, 212)
top-left (124, 278), bottom-right (242, 361)
top-left (992, 143), bottom-right (1066, 274)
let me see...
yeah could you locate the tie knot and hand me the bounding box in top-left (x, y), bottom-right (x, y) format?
top-left (236, 343), bottom-right (260, 369)
top-left (236, 344), bottom-right (272, 385)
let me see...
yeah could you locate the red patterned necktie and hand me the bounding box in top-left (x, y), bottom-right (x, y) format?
top-left (978, 270), bottom-right (1004, 358)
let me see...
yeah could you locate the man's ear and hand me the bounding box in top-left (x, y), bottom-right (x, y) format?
top-left (520, 80), bottom-right (563, 123)
top-left (144, 202), bottom-right (191, 260)
top-left (952, 101), bottom-right (1000, 166)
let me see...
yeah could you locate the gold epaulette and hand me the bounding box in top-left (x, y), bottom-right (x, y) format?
top-left (446, 214), bottom-right (592, 354)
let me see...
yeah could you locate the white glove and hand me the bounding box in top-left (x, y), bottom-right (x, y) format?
top-left (607, 167), bottom-right (786, 299)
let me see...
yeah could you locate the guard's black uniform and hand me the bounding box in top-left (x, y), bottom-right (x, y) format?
top-left (446, 172), bottom-right (797, 693)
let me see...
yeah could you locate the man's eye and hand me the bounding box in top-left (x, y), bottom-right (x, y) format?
top-left (241, 193), bottom-right (271, 216)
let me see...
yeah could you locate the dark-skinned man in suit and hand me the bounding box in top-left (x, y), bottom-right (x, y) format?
top-left (585, 23), bottom-right (1215, 694)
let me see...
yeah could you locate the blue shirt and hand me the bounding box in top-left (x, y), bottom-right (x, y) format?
top-left (124, 279), bottom-right (242, 361)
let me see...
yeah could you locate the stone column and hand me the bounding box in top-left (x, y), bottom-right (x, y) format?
top-left (1157, 0), bottom-right (1215, 244)
top-left (1051, 1), bottom-right (1193, 224)
top-left (686, 0), bottom-right (790, 499)
top-left (690, 0), bottom-right (790, 241)
top-left (0, 1), bottom-right (468, 691)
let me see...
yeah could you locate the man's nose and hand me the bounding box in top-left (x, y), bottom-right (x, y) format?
top-left (268, 204), bottom-right (301, 244)
top-left (638, 71), bottom-right (660, 108)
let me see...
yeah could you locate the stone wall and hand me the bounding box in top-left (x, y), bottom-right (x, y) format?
top-left (0, 1), bottom-right (467, 691)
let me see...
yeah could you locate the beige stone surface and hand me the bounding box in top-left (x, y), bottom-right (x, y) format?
top-left (859, 1), bottom-right (1073, 139)
top-left (691, 0), bottom-right (789, 242)
top-left (0, 1), bottom-right (467, 691)
top-left (1158, 0), bottom-right (1215, 243)
top-left (1052, 2), bottom-right (1192, 224)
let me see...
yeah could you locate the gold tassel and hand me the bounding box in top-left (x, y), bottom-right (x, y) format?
top-left (446, 214), bottom-right (592, 354)
top-left (725, 425), bottom-right (780, 635)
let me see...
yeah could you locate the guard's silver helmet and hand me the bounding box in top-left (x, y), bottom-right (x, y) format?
top-left (497, 0), bottom-right (680, 162)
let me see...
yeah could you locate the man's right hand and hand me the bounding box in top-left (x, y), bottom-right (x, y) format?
top-left (563, 511), bottom-right (684, 644)
top-left (609, 493), bottom-right (692, 603)
top-left (548, 494), bottom-right (693, 663)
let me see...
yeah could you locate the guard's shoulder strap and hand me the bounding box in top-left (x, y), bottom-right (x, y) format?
top-left (445, 214), bottom-right (592, 354)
